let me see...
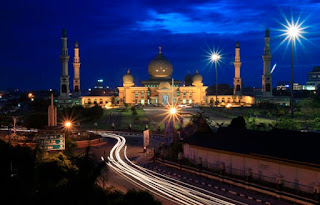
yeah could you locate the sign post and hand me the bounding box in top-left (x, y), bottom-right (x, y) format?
top-left (39, 134), bottom-right (65, 151)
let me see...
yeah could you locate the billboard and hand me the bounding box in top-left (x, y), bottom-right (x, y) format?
top-left (39, 134), bottom-right (65, 151)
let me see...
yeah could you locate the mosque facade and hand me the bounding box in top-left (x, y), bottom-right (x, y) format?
top-left (57, 29), bottom-right (258, 108)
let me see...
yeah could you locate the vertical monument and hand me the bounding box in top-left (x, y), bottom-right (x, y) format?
top-left (262, 28), bottom-right (273, 97)
top-left (48, 93), bottom-right (57, 127)
top-left (60, 28), bottom-right (70, 99)
top-left (233, 42), bottom-right (242, 95)
top-left (73, 42), bottom-right (81, 97)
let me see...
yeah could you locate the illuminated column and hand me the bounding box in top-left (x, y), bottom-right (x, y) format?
top-left (233, 42), bottom-right (242, 95)
top-left (73, 42), bottom-right (81, 96)
top-left (48, 93), bottom-right (57, 127)
top-left (60, 28), bottom-right (70, 98)
top-left (262, 28), bottom-right (273, 97)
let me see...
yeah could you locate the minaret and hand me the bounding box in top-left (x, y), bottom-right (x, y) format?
top-left (233, 42), bottom-right (242, 95)
top-left (60, 28), bottom-right (70, 98)
top-left (262, 28), bottom-right (272, 97)
top-left (73, 42), bottom-right (81, 97)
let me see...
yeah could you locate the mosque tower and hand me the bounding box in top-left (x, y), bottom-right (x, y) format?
top-left (59, 28), bottom-right (70, 98)
top-left (262, 28), bottom-right (272, 97)
top-left (73, 42), bottom-right (81, 96)
top-left (233, 42), bottom-right (242, 95)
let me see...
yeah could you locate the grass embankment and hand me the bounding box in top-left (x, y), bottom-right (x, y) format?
top-left (119, 108), bottom-right (149, 131)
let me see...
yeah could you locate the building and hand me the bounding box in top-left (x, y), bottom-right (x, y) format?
top-left (118, 47), bottom-right (208, 106)
top-left (306, 66), bottom-right (320, 90)
top-left (56, 30), bottom-right (255, 108)
top-left (277, 82), bottom-right (306, 91)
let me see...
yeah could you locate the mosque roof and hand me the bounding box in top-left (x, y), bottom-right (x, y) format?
top-left (148, 46), bottom-right (173, 78)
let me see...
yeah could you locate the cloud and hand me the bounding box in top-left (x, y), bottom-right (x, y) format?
top-left (134, 1), bottom-right (267, 34)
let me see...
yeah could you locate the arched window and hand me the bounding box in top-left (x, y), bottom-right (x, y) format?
top-left (266, 83), bottom-right (271, 92)
top-left (236, 85), bottom-right (241, 91)
top-left (62, 84), bottom-right (67, 93)
top-left (74, 85), bottom-right (79, 92)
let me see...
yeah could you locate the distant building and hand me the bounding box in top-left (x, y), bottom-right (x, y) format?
top-left (306, 66), bottom-right (320, 90)
top-left (277, 82), bottom-right (305, 91)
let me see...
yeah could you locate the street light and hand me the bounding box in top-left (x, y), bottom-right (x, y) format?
top-left (169, 107), bottom-right (177, 115)
top-left (65, 121), bottom-right (72, 128)
top-left (209, 52), bottom-right (221, 107)
top-left (280, 18), bottom-right (306, 118)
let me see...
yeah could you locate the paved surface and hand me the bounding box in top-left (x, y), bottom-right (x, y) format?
top-left (89, 133), bottom-right (295, 205)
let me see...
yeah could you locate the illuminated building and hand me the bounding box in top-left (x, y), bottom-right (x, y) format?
top-left (118, 47), bottom-right (208, 106)
top-left (306, 66), bottom-right (320, 90)
top-left (56, 31), bottom-right (256, 108)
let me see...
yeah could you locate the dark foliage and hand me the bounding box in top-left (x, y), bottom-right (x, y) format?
top-left (0, 140), bottom-right (161, 205)
top-left (229, 116), bottom-right (246, 129)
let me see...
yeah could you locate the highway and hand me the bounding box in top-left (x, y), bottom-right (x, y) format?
top-left (100, 132), bottom-right (247, 205)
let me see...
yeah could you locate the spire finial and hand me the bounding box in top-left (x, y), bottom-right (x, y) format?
top-left (236, 41), bottom-right (240, 48)
top-left (196, 70), bottom-right (198, 73)
top-left (265, 28), bottom-right (270, 37)
top-left (75, 41), bottom-right (79, 48)
top-left (62, 28), bottom-right (67, 38)
top-left (158, 46), bottom-right (162, 54)
top-left (127, 69), bottom-right (130, 73)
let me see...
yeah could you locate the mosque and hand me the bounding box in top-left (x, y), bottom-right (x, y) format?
top-left (57, 29), bottom-right (287, 108)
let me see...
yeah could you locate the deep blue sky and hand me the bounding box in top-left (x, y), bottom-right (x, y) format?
top-left (1, 0), bottom-right (320, 91)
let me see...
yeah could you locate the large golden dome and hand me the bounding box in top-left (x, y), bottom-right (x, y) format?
top-left (123, 69), bottom-right (134, 84)
top-left (148, 46), bottom-right (173, 78)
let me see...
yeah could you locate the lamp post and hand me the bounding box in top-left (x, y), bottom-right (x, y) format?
top-left (210, 53), bottom-right (221, 107)
top-left (64, 120), bottom-right (72, 138)
top-left (281, 18), bottom-right (306, 118)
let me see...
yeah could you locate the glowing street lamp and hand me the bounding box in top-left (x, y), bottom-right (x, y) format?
top-left (169, 107), bottom-right (177, 115)
top-left (64, 121), bottom-right (72, 129)
top-left (209, 52), bottom-right (221, 107)
top-left (280, 17), bottom-right (306, 118)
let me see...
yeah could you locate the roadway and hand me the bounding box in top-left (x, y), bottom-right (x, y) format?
top-left (100, 132), bottom-right (249, 205)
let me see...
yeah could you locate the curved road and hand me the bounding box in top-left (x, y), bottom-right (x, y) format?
top-left (100, 132), bottom-right (247, 205)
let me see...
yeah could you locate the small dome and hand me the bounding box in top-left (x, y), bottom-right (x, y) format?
top-left (158, 82), bottom-right (171, 90)
top-left (148, 46), bottom-right (173, 78)
top-left (192, 70), bottom-right (203, 83)
top-left (123, 69), bottom-right (134, 84)
top-left (184, 72), bottom-right (192, 86)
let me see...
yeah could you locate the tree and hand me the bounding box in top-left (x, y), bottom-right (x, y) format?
top-left (229, 116), bottom-right (246, 129)
top-left (131, 106), bottom-right (137, 116)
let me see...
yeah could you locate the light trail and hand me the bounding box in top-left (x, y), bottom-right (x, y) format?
top-left (100, 132), bottom-right (247, 205)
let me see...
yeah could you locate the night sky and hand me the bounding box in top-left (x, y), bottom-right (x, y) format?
top-left (2, 0), bottom-right (320, 91)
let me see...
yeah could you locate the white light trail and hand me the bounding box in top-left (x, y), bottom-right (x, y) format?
top-left (100, 132), bottom-right (247, 205)
top-left (271, 63), bottom-right (277, 74)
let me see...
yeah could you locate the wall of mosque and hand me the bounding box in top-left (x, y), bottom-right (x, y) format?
top-left (206, 95), bottom-right (255, 106)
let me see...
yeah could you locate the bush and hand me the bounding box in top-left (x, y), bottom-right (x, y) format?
top-left (276, 117), bottom-right (299, 130)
